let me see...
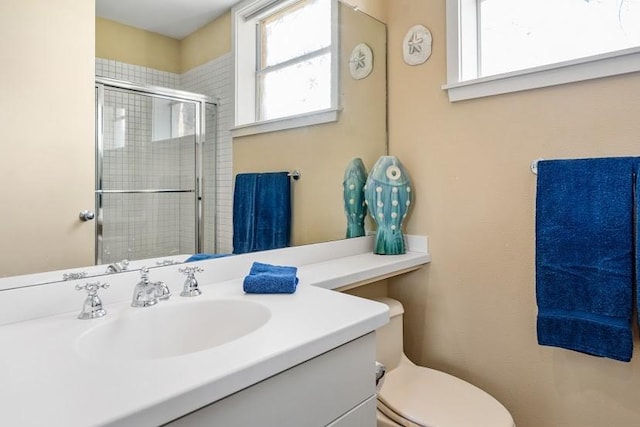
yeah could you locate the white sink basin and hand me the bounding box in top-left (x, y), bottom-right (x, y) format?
top-left (76, 299), bottom-right (271, 361)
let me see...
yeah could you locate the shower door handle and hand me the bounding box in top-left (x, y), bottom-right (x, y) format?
top-left (79, 210), bottom-right (95, 222)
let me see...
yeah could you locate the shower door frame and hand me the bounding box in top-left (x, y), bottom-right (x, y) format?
top-left (95, 77), bottom-right (217, 264)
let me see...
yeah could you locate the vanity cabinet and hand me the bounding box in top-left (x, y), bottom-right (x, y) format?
top-left (168, 333), bottom-right (377, 427)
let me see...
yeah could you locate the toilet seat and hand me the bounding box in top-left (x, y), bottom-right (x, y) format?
top-left (378, 399), bottom-right (424, 427)
top-left (377, 362), bottom-right (515, 427)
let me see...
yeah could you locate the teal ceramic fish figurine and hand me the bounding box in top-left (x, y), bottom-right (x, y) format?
top-left (364, 156), bottom-right (413, 254)
top-left (343, 158), bottom-right (368, 238)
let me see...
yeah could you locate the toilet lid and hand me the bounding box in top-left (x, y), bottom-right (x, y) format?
top-left (378, 364), bottom-right (514, 427)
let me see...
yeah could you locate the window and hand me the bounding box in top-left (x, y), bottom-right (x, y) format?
top-left (152, 99), bottom-right (196, 142)
top-left (444, 0), bottom-right (640, 101)
top-left (233, 0), bottom-right (338, 136)
top-left (480, 0), bottom-right (640, 76)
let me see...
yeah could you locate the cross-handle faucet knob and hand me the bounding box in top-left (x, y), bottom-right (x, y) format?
top-left (178, 266), bottom-right (204, 297)
top-left (75, 281), bottom-right (109, 320)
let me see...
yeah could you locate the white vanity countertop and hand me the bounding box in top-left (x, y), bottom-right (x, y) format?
top-left (0, 235), bottom-right (430, 426)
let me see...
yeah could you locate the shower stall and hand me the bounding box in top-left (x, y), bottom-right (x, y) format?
top-left (95, 78), bottom-right (217, 264)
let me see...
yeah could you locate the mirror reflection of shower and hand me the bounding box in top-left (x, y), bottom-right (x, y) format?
top-left (95, 78), bottom-right (217, 265)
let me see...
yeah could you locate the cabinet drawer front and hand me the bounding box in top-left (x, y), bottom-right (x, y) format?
top-left (168, 332), bottom-right (376, 427)
top-left (327, 395), bottom-right (376, 427)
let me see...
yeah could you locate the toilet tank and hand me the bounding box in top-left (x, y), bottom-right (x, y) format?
top-left (372, 297), bottom-right (405, 372)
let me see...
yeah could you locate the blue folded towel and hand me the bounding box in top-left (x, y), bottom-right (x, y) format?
top-left (185, 253), bottom-right (231, 263)
top-left (249, 261), bottom-right (297, 277)
top-left (243, 262), bottom-right (298, 294)
top-left (536, 157), bottom-right (635, 362)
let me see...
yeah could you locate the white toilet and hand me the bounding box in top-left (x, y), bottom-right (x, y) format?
top-left (373, 297), bottom-right (515, 427)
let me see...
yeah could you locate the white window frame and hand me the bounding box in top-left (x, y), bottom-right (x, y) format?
top-left (231, 0), bottom-right (339, 137)
top-left (443, 0), bottom-right (640, 102)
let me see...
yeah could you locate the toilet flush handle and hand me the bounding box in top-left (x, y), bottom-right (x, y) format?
top-left (375, 361), bottom-right (386, 393)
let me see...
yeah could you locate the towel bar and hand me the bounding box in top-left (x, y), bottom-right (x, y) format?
top-left (288, 170), bottom-right (301, 180)
top-left (531, 159), bottom-right (544, 175)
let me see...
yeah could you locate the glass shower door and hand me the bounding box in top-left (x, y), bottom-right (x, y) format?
top-left (97, 87), bottom-right (199, 264)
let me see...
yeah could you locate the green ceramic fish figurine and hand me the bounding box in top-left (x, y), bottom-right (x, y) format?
top-left (343, 158), bottom-right (368, 238)
top-left (364, 156), bottom-right (413, 254)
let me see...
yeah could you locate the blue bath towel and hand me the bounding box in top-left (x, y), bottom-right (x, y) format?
top-left (535, 157), bottom-right (635, 362)
top-left (243, 262), bottom-right (298, 294)
top-left (636, 171), bottom-right (640, 334)
top-left (233, 172), bottom-right (291, 254)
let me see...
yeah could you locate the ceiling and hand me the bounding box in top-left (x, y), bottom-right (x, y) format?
top-left (95, 0), bottom-right (239, 40)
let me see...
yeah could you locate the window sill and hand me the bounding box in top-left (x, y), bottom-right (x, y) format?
top-left (443, 46), bottom-right (640, 102)
top-left (231, 108), bottom-right (340, 138)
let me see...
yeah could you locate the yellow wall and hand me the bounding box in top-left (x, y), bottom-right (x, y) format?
top-left (0, 0), bottom-right (95, 276)
top-left (233, 3), bottom-right (387, 246)
top-left (96, 12), bottom-right (230, 75)
top-left (386, 1), bottom-right (640, 426)
top-left (180, 12), bottom-right (231, 73)
top-left (96, 18), bottom-right (181, 74)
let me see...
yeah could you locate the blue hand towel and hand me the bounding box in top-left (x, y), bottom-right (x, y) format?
top-left (243, 262), bottom-right (298, 294)
top-left (185, 253), bottom-right (231, 263)
top-left (536, 157), bottom-right (635, 362)
top-left (233, 172), bottom-right (291, 254)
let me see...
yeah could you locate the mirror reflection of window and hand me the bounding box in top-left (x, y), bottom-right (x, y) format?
top-left (171, 102), bottom-right (196, 138)
top-left (104, 106), bottom-right (126, 150)
top-left (257, 0), bottom-right (332, 121)
top-left (152, 99), bottom-right (196, 141)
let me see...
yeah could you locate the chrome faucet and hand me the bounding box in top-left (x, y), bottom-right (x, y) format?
top-left (76, 281), bottom-right (109, 319)
top-left (105, 259), bottom-right (129, 274)
top-left (131, 267), bottom-right (171, 308)
top-left (179, 266), bottom-right (204, 297)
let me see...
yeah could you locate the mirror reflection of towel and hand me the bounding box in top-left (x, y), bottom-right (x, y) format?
top-left (233, 172), bottom-right (291, 254)
top-left (536, 157), bottom-right (636, 362)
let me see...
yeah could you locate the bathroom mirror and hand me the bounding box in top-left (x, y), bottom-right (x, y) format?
top-left (0, 0), bottom-right (387, 289)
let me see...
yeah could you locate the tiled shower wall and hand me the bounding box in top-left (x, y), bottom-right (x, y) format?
top-left (96, 59), bottom-right (181, 88)
top-left (96, 55), bottom-right (234, 259)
